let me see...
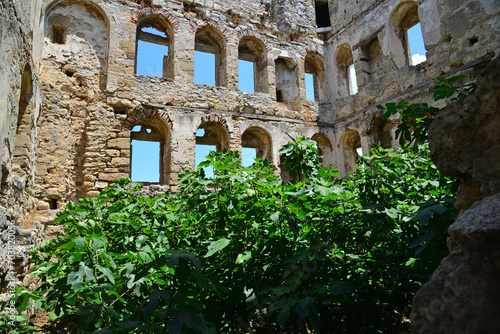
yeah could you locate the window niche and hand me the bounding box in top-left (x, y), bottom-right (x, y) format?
top-left (275, 57), bottom-right (301, 111)
top-left (13, 64), bottom-right (34, 187)
top-left (238, 37), bottom-right (268, 93)
top-left (195, 27), bottom-right (227, 87)
top-left (135, 17), bottom-right (174, 79)
top-left (341, 129), bottom-right (362, 176)
top-left (130, 123), bottom-right (170, 184)
top-left (334, 43), bottom-right (356, 97)
top-left (311, 133), bottom-right (333, 167)
top-left (359, 36), bottom-right (384, 84)
top-left (52, 25), bottom-right (66, 44)
top-left (304, 52), bottom-right (327, 102)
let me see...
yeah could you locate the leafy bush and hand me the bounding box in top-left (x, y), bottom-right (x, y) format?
top-left (1, 142), bottom-right (458, 333)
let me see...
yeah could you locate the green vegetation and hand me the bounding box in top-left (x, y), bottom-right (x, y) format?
top-left (2, 143), bottom-right (458, 333)
top-left (1, 74), bottom-right (477, 333)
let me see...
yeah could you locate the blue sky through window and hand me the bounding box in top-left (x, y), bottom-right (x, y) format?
top-left (408, 23), bottom-right (426, 65)
top-left (136, 28), bottom-right (168, 77)
top-left (305, 73), bottom-right (315, 100)
top-left (242, 147), bottom-right (257, 167)
top-left (131, 140), bottom-right (160, 183)
top-left (195, 51), bottom-right (216, 85)
top-left (238, 59), bottom-right (254, 93)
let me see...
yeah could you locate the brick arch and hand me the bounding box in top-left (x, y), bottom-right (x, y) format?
top-left (131, 7), bottom-right (180, 33)
top-left (122, 108), bottom-right (172, 131)
top-left (189, 19), bottom-right (233, 43)
top-left (236, 30), bottom-right (271, 51)
top-left (199, 114), bottom-right (228, 132)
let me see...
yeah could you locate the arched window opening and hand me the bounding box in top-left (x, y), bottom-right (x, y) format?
top-left (135, 18), bottom-right (174, 79)
top-left (407, 23), bottom-right (426, 65)
top-left (241, 127), bottom-right (273, 166)
top-left (388, 1), bottom-right (426, 68)
top-left (130, 124), bottom-right (166, 184)
top-left (238, 37), bottom-right (268, 93)
top-left (304, 52), bottom-right (326, 102)
top-left (13, 65), bottom-right (34, 187)
top-left (315, 0), bottom-right (331, 28)
top-left (45, 1), bottom-right (109, 89)
top-left (275, 57), bottom-right (300, 111)
top-left (311, 133), bottom-right (333, 167)
top-left (335, 43), bottom-right (356, 97)
top-left (371, 117), bottom-right (394, 149)
top-left (195, 27), bottom-right (227, 87)
top-left (195, 123), bottom-right (228, 177)
top-left (342, 129), bottom-right (362, 176)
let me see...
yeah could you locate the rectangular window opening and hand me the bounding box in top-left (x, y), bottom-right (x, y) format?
top-left (407, 23), bottom-right (426, 65)
top-left (349, 64), bottom-right (358, 95)
top-left (136, 27), bottom-right (169, 77)
top-left (194, 50), bottom-right (216, 86)
top-left (305, 72), bottom-right (316, 101)
top-left (131, 139), bottom-right (160, 183)
top-left (238, 59), bottom-right (255, 93)
top-left (52, 26), bottom-right (66, 44)
top-left (315, 1), bottom-right (331, 28)
top-left (242, 147), bottom-right (257, 167)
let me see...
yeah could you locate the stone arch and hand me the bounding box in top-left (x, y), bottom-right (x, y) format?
top-left (334, 43), bottom-right (355, 98)
top-left (241, 126), bottom-right (273, 162)
top-left (238, 36), bottom-right (269, 93)
top-left (304, 51), bottom-right (327, 103)
top-left (44, 0), bottom-right (110, 90)
top-left (341, 129), bottom-right (362, 176)
top-left (126, 110), bottom-right (172, 185)
top-left (311, 132), bottom-right (333, 167)
top-left (195, 26), bottom-right (228, 87)
top-left (135, 14), bottom-right (176, 79)
top-left (387, 0), bottom-right (422, 68)
top-left (197, 116), bottom-right (229, 151)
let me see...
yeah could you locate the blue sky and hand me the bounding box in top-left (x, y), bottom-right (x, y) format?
top-left (132, 25), bottom-right (427, 182)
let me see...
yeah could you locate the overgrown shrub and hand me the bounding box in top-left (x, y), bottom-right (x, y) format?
top-left (1, 143), bottom-right (458, 334)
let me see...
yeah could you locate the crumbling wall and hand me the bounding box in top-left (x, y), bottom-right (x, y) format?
top-left (412, 57), bottom-right (500, 334)
top-left (0, 0), bottom-right (44, 304)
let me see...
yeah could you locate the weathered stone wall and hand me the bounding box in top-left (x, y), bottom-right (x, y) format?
top-left (1, 0), bottom-right (499, 324)
top-left (411, 57), bottom-right (500, 334)
top-left (0, 0), bottom-right (44, 303)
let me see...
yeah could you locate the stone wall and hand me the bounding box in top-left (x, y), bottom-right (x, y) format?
top-left (0, 0), bottom-right (44, 302)
top-left (0, 0), bottom-right (499, 326)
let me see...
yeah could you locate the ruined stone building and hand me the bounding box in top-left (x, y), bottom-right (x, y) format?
top-left (0, 0), bottom-right (499, 332)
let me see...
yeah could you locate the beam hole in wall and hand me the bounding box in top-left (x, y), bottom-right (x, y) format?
top-left (469, 37), bottom-right (479, 46)
top-left (113, 107), bottom-right (127, 115)
top-left (65, 69), bottom-right (75, 77)
top-left (48, 198), bottom-right (58, 210)
top-left (276, 89), bottom-right (283, 102)
top-left (136, 26), bottom-right (170, 78)
top-left (315, 0), bottom-right (331, 28)
top-left (130, 125), bottom-right (162, 183)
top-left (52, 25), bottom-right (66, 44)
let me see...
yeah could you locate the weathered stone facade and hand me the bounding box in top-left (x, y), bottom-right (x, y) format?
top-left (1, 0), bottom-right (499, 331)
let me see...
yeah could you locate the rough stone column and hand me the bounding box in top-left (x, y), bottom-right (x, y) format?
top-left (411, 57), bottom-right (500, 334)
